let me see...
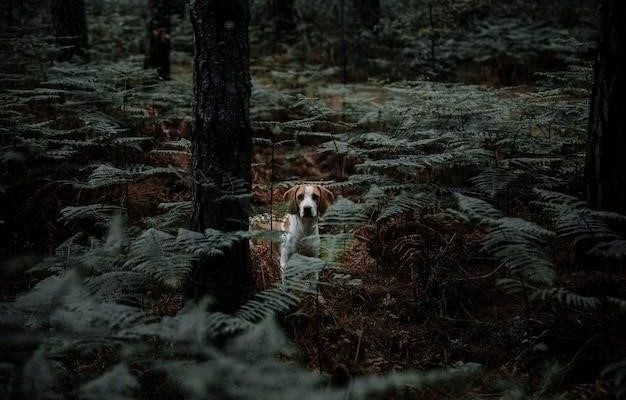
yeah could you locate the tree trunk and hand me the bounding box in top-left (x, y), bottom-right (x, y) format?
top-left (352, 0), bottom-right (380, 30)
top-left (187, 0), bottom-right (253, 311)
top-left (585, 0), bottom-right (626, 213)
top-left (270, 0), bottom-right (296, 39)
top-left (171, 0), bottom-right (188, 16)
top-left (144, 0), bottom-right (171, 80)
top-left (50, 0), bottom-right (88, 61)
top-left (4, 0), bottom-right (14, 26)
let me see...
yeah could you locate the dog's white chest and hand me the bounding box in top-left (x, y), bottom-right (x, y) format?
top-left (295, 231), bottom-right (321, 257)
top-left (280, 214), bottom-right (320, 272)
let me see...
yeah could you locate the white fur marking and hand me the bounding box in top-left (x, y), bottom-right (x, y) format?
top-left (280, 185), bottom-right (331, 283)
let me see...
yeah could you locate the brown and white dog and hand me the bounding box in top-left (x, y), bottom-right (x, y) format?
top-left (279, 184), bottom-right (334, 279)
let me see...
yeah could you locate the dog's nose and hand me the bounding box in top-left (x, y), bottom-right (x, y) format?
top-left (303, 206), bottom-right (313, 217)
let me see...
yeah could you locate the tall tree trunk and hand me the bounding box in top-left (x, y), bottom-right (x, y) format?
top-left (50, 0), bottom-right (88, 61)
top-left (340, 0), bottom-right (347, 83)
top-left (270, 0), bottom-right (295, 39)
top-left (5, 0), bottom-right (14, 26)
top-left (171, 0), bottom-right (188, 16)
top-left (144, 0), bottom-right (171, 80)
top-left (352, 0), bottom-right (380, 30)
top-left (187, 0), bottom-right (253, 311)
top-left (585, 0), bottom-right (626, 213)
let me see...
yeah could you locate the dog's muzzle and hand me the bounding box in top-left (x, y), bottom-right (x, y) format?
top-left (302, 206), bottom-right (313, 217)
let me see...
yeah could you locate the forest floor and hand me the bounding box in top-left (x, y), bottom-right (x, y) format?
top-left (2, 52), bottom-right (618, 399)
top-left (242, 59), bottom-right (612, 398)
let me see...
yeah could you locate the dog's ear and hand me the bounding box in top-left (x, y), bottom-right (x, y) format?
top-left (317, 186), bottom-right (335, 215)
top-left (283, 186), bottom-right (300, 214)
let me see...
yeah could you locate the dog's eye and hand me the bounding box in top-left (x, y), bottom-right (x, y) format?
top-left (297, 194), bottom-right (304, 201)
top-left (312, 194), bottom-right (319, 202)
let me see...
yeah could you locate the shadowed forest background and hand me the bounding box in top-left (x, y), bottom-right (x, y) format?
top-left (1, 0), bottom-right (626, 399)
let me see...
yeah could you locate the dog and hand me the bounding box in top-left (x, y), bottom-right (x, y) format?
top-left (279, 184), bottom-right (334, 280)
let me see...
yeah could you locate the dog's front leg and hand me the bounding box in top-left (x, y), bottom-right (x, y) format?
top-left (279, 232), bottom-right (296, 284)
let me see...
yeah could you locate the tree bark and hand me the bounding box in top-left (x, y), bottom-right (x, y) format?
top-left (585, 0), bottom-right (626, 213)
top-left (187, 0), bottom-right (253, 311)
top-left (270, 0), bottom-right (296, 39)
top-left (4, 0), bottom-right (14, 26)
top-left (144, 0), bottom-right (171, 80)
top-left (352, 0), bottom-right (380, 30)
top-left (171, 0), bottom-right (188, 16)
top-left (50, 0), bottom-right (88, 61)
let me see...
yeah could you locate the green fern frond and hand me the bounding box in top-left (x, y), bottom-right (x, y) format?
top-left (124, 228), bottom-right (193, 289)
top-left (54, 301), bottom-right (151, 335)
top-left (121, 300), bottom-right (240, 342)
top-left (589, 240), bottom-right (626, 260)
top-left (84, 272), bottom-right (147, 306)
top-left (232, 256), bottom-right (329, 326)
top-left (608, 297), bottom-right (626, 312)
top-left (356, 148), bottom-right (492, 174)
top-left (454, 193), bottom-right (503, 221)
top-left (320, 197), bottom-right (368, 227)
top-left (320, 233), bottom-right (354, 263)
top-left (362, 184), bottom-right (387, 211)
top-left (470, 167), bottom-right (518, 198)
top-left (20, 348), bottom-right (60, 400)
top-left (81, 164), bottom-right (131, 188)
top-left (455, 194), bottom-right (556, 284)
top-left (80, 164), bottom-right (180, 189)
top-left (78, 363), bottom-right (138, 400)
top-left (533, 188), bottom-right (587, 209)
top-left (346, 362), bottom-right (482, 400)
top-left (602, 359), bottom-right (626, 399)
top-left (531, 287), bottom-right (600, 310)
top-left (533, 189), bottom-right (624, 246)
top-left (59, 204), bottom-right (125, 225)
top-left (376, 191), bottom-right (432, 222)
top-left (488, 244), bottom-right (556, 284)
top-left (147, 201), bottom-right (192, 230)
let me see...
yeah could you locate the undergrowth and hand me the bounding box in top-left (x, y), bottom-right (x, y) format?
top-left (1, 0), bottom-right (625, 399)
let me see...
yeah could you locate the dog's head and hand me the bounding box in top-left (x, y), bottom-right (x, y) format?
top-left (283, 184), bottom-right (334, 219)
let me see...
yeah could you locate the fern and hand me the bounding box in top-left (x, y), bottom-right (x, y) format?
top-left (20, 348), bottom-right (61, 400)
top-left (356, 148), bottom-right (492, 175)
top-left (319, 233), bottom-right (354, 263)
top-left (497, 280), bottom-right (601, 311)
top-left (147, 201), bottom-right (192, 231)
top-left (455, 193), bottom-right (556, 284)
top-left (533, 189), bottom-right (626, 257)
top-left (78, 364), bottom-right (139, 400)
top-left (53, 300), bottom-right (151, 335)
top-left (59, 204), bottom-right (125, 225)
top-left (155, 319), bottom-right (482, 400)
top-left (80, 164), bottom-right (181, 189)
top-left (320, 196), bottom-right (368, 227)
top-left (121, 299), bottom-right (243, 342)
top-left (608, 297), bottom-right (626, 312)
top-left (470, 167), bottom-right (518, 199)
top-left (589, 240), bottom-right (626, 260)
top-left (84, 272), bottom-right (147, 306)
top-left (362, 184), bottom-right (387, 211)
top-left (122, 255), bottom-right (331, 341)
top-left (453, 193), bottom-right (504, 221)
top-left (376, 191), bottom-right (432, 222)
top-left (603, 359), bottom-right (626, 399)
top-left (531, 287), bottom-right (600, 310)
top-left (123, 228), bottom-right (194, 289)
top-left (234, 255), bottom-right (327, 324)
top-left (0, 2), bottom-right (613, 398)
